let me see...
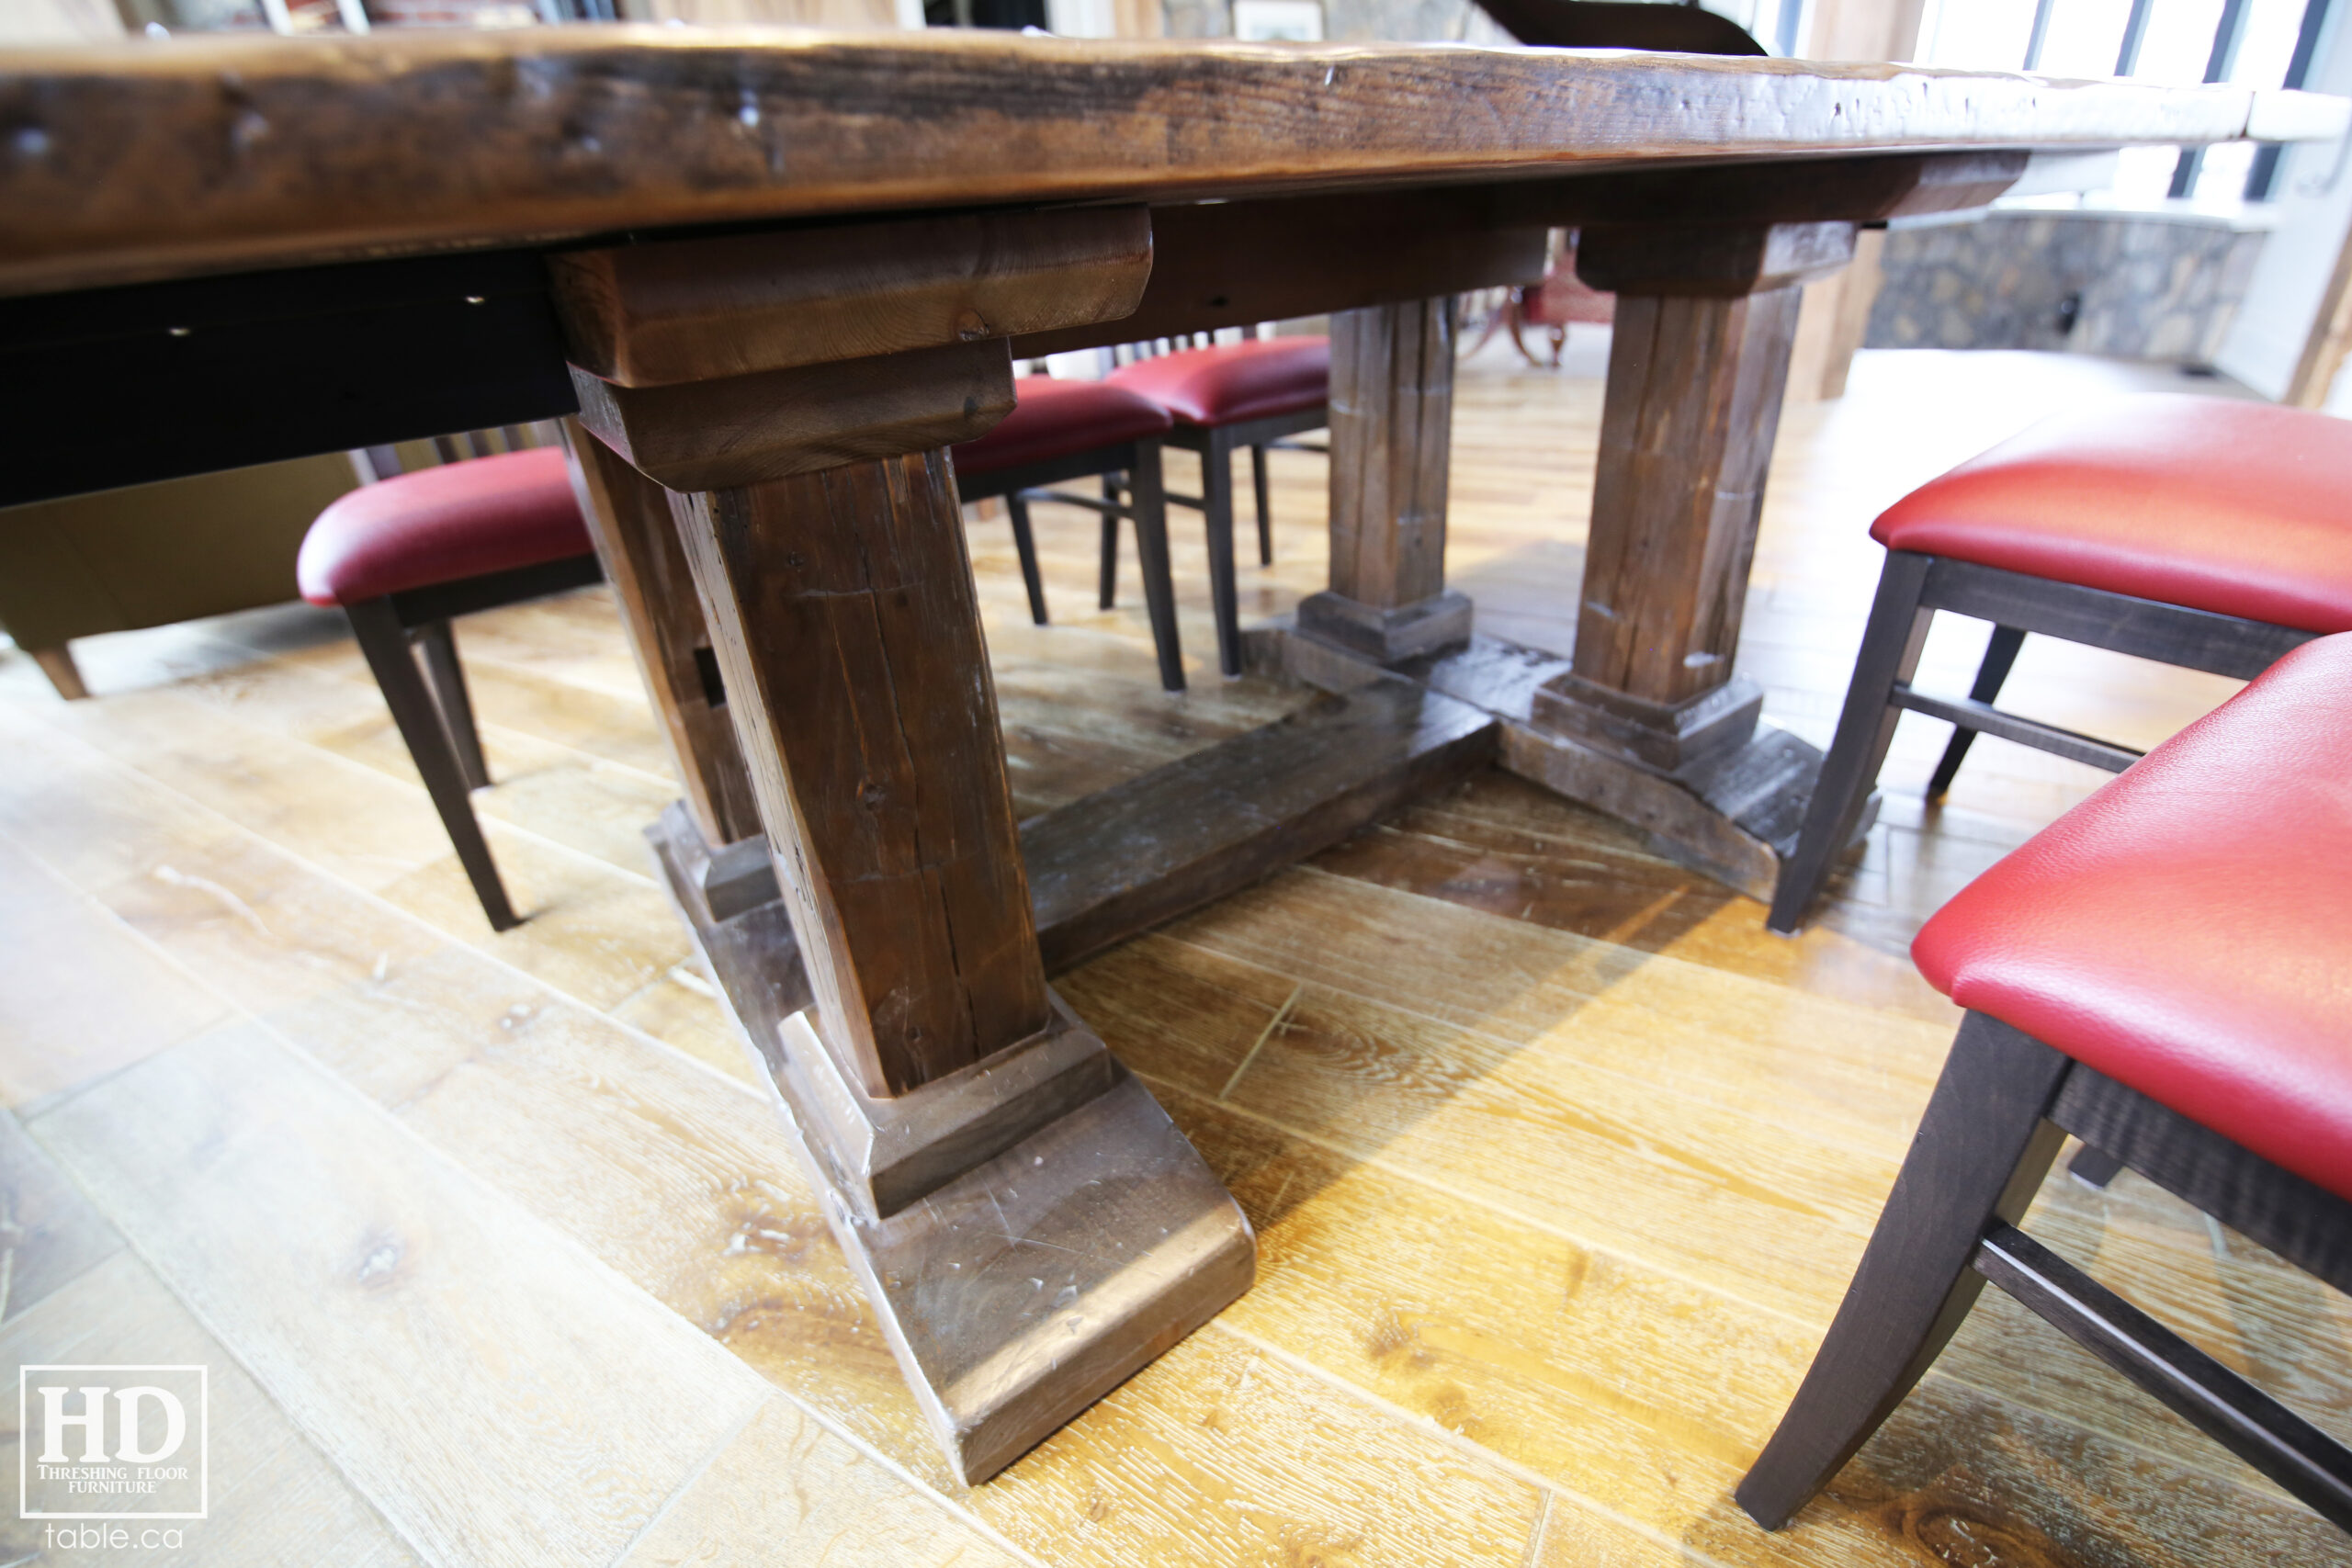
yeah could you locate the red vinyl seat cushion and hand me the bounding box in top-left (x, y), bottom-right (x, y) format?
top-left (1522, 269), bottom-right (1616, 327)
top-left (950, 376), bottom-right (1172, 478)
top-left (1523, 238), bottom-right (1615, 327)
top-left (1104, 337), bottom-right (1330, 427)
top-left (1871, 396), bottom-right (2352, 635)
top-left (299, 446), bottom-right (590, 607)
top-left (1913, 632), bottom-right (2352, 1201)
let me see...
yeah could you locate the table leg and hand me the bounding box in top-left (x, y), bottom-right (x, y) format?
top-left (672, 449), bottom-right (1056, 1094)
top-left (1533, 282), bottom-right (1801, 765)
top-left (1295, 298), bottom-right (1474, 663)
top-left (562, 421), bottom-right (775, 921)
top-left (1500, 222), bottom-right (1864, 897)
top-left (563, 301), bottom-right (1251, 1483)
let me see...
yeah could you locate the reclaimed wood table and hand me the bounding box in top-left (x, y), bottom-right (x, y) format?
top-left (2, 28), bottom-right (2339, 1485)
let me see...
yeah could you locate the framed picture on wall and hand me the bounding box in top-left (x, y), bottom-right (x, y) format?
top-left (1231, 0), bottom-right (1323, 40)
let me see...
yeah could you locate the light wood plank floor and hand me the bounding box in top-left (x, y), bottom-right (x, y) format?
top-left (1, 343), bottom-right (2344, 1567)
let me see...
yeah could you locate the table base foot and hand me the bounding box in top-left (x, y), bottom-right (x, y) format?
top-left (1286, 627), bottom-right (1874, 904)
top-left (1295, 588), bottom-right (1473, 665)
top-left (827, 1065), bottom-right (1254, 1485)
top-left (1529, 669), bottom-right (1764, 774)
top-left (650, 807), bottom-right (1254, 1485)
top-left (1501, 717), bottom-right (1873, 903)
top-left (662, 817), bottom-right (782, 926)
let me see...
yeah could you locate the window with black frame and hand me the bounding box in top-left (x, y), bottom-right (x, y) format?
top-left (1915, 0), bottom-right (2340, 202)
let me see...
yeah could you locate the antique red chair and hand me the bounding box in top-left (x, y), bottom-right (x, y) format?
top-left (1771, 395), bottom-right (2352, 932)
top-left (1471, 230), bottom-right (1616, 368)
top-left (1107, 336), bottom-right (1330, 677)
top-left (299, 443), bottom-right (600, 931)
top-left (1741, 630), bottom-right (2352, 1539)
top-left (950, 374), bottom-right (1184, 692)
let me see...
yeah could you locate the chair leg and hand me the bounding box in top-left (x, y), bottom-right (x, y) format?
top-left (1768, 551), bottom-right (1936, 934)
top-left (1098, 473), bottom-right (1123, 610)
top-left (413, 619), bottom-right (491, 791)
top-left (1250, 443), bottom-right (1273, 566)
top-left (1128, 442), bottom-right (1186, 693)
top-left (1203, 432), bottom-right (1243, 678)
top-left (1925, 624), bottom-right (2027, 803)
top-left (1465, 291), bottom-right (1510, 359)
top-left (28, 645), bottom-right (88, 701)
top-left (2069, 1142), bottom-right (2127, 1189)
top-left (1008, 493), bottom-right (1049, 626)
top-left (1506, 299), bottom-right (1543, 369)
top-left (347, 598), bottom-right (521, 932)
top-left (1736, 1012), bottom-right (2072, 1529)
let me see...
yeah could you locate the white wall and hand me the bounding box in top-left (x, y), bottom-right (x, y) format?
top-left (2215, 3), bottom-right (2352, 399)
top-left (1806, 0), bottom-right (1926, 61)
top-left (0, 0), bottom-right (127, 40)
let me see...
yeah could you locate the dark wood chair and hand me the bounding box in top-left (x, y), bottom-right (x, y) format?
top-left (298, 442), bottom-right (601, 931)
top-left (1106, 336), bottom-right (1330, 677)
top-left (1475, 0), bottom-right (1765, 53)
top-left (1770, 395), bottom-right (2352, 933)
top-left (951, 374), bottom-right (1186, 692)
top-left (1741, 630), bottom-right (2352, 1540)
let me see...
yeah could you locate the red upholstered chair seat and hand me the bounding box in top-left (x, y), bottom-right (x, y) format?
top-left (1104, 337), bottom-right (1330, 426)
top-left (1871, 395), bottom-right (2352, 634)
top-left (1522, 261), bottom-right (1615, 327)
top-left (951, 376), bottom-right (1172, 478)
top-left (1913, 632), bottom-right (2352, 1201)
top-left (299, 446), bottom-right (590, 607)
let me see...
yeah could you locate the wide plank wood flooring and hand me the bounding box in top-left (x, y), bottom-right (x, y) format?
top-left (0, 341), bottom-right (2343, 1567)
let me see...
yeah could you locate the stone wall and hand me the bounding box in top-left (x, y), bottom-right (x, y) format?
top-left (1865, 209), bottom-right (2268, 366)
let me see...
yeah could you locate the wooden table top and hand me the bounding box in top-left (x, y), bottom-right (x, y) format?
top-left (1, 28), bottom-right (2344, 296)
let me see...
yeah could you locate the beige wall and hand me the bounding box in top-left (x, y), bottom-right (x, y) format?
top-left (1783, 0), bottom-right (1927, 400)
top-left (1804, 0), bottom-right (1926, 64)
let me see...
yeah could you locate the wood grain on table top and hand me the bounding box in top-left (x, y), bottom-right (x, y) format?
top-left (0, 28), bottom-right (2343, 297)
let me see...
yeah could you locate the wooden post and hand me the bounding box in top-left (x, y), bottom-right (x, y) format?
top-left (1783, 226), bottom-right (1888, 405)
top-left (669, 451), bottom-right (1053, 1097)
top-left (561, 421), bottom-right (762, 852)
top-left (1822, 227), bottom-right (1887, 400)
top-left (2287, 214), bottom-right (2352, 409)
top-left (1530, 220), bottom-right (1854, 773)
top-left (29, 645), bottom-right (89, 701)
top-left (1295, 298), bottom-right (1473, 663)
top-left (547, 211), bottom-right (1252, 1485)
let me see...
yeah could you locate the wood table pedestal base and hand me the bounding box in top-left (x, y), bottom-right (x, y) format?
top-left (1530, 669), bottom-right (1764, 774)
top-left (637, 660), bottom-right (1498, 1480)
top-left (1295, 588), bottom-right (1474, 664)
top-left (650, 805), bottom-right (1254, 1486)
top-left (1286, 630), bottom-right (1874, 903)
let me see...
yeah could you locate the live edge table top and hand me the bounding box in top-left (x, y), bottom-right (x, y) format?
top-left (0, 28), bottom-right (2345, 299)
top-left (7, 28), bottom-right (2347, 1491)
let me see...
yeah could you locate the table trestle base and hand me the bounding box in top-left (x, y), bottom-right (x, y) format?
top-left (639, 660), bottom-right (1493, 1482)
top-left (651, 667), bottom-right (1500, 990)
top-left (1295, 588), bottom-right (1474, 664)
top-left (650, 805), bottom-right (1253, 1486)
top-left (1286, 629), bottom-right (1874, 903)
